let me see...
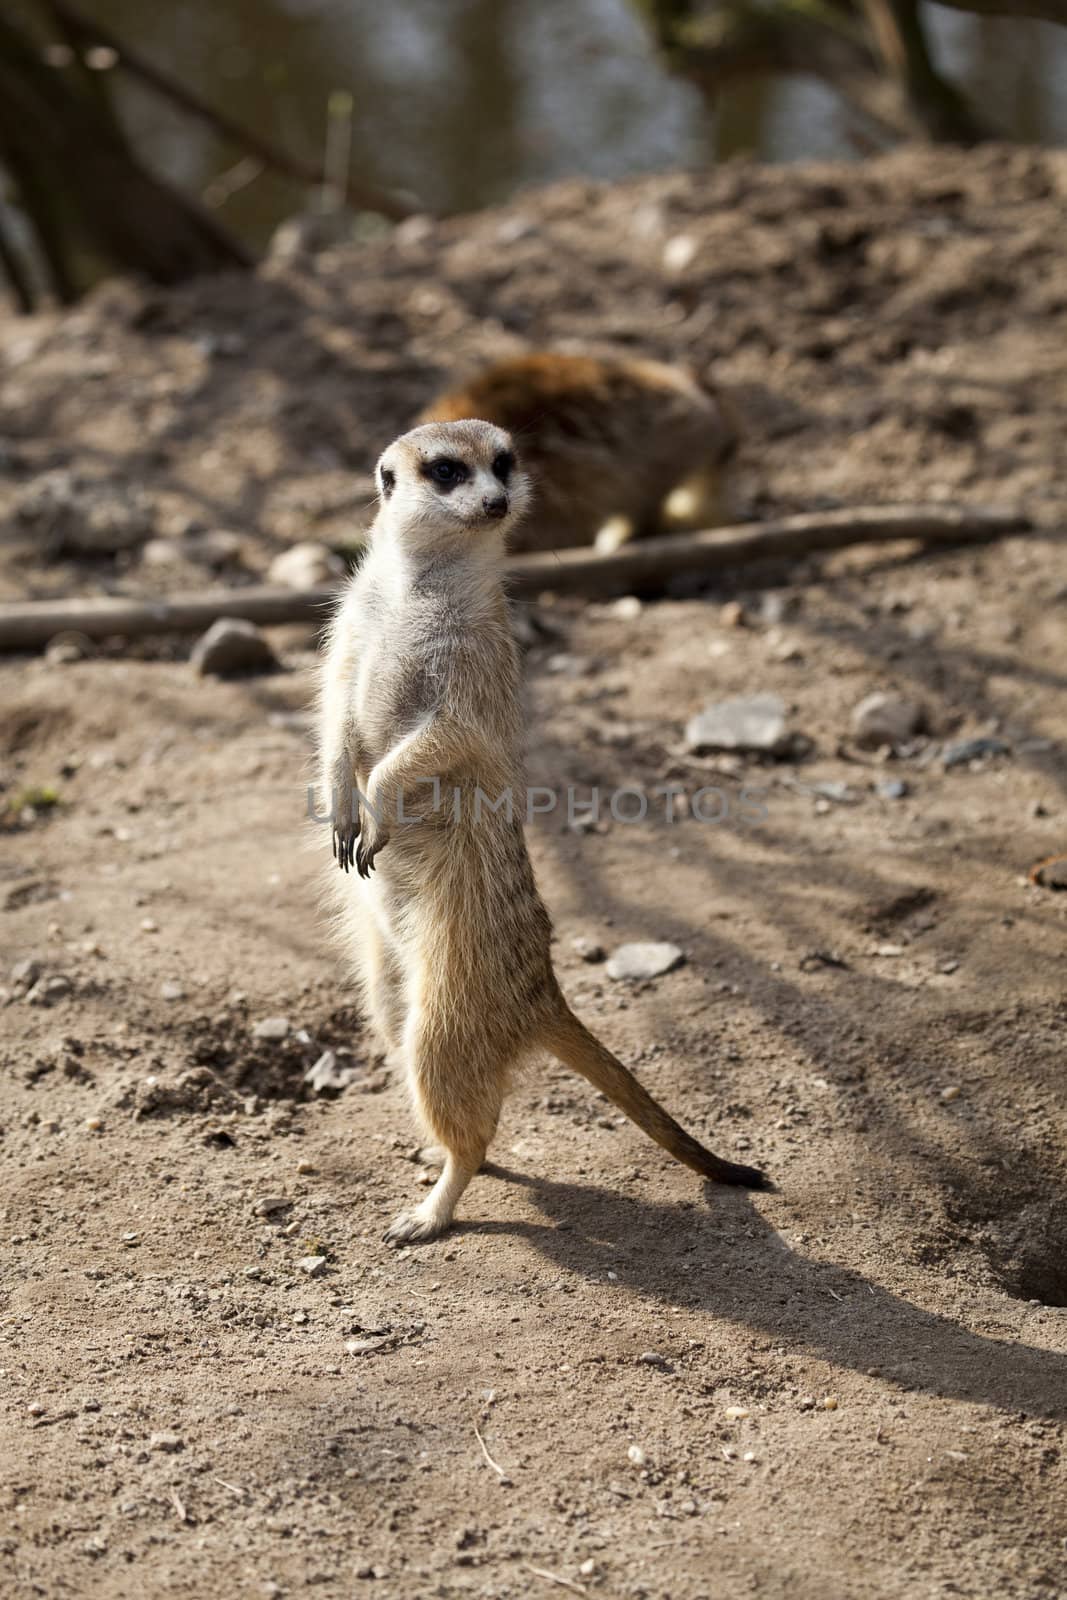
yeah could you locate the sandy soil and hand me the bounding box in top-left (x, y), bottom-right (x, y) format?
top-left (1, 144), bottom-right (1066, 1600)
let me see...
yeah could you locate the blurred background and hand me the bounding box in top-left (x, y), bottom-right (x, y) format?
top-left (1, 0), bottom-right (1065, 301)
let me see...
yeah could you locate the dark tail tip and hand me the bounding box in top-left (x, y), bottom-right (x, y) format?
top-left (707, 1158), bottom-right (776, 1192)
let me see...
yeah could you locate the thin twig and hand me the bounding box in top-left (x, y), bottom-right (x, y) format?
top-left (169, 1488), bottom-right (187, 1523)
top-left (213, 1476), bottom-right (246, 1497)
top-left (524, 1565), bottom-right (587, 1596)
top-left (474, 1419), bottom-right (509, 1481)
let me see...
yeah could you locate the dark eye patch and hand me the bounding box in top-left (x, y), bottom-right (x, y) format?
top-left (492, 450), bottom-right (515, 484)
top-left (379, 466), bottom-right (395, 498)
top-left (422, 457), bottom-right (468, 490)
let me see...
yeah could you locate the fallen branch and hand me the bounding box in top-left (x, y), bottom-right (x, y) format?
top-left (0, 505), bottom-right (1030, 653)
top-left (507, 503), bottom-right (1028, 597)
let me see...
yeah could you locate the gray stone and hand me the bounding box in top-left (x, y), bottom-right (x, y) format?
top-left (148, 1431), bottom-right (183, 1453)
top-left (251, 1016), bottom-right (290, 1041)
top-left (268, 541), bottom-right (343, 589)
top-left (851, 692), bottom-right (924, 750)
top-left (27, 974), bottom-right (71, 1006)
top-left (876, 779), bottom-right (909, 800)
top-left (191, 619), bottom-right (278, 678)
top-left (942, 736), bottom-right (1011, 769)
top-left (10, 957), bottom-right (41, 989)
top-left (685, 694), bottom-right (793, 756)
top-left (299, 1255), bottom-right (327, 1278)
top-left (809, 781), bottom-right (857, 804)
top-left (570, 936), bottom-right (606, 964)
top-left (253, 1196), bottom-right (292, 1217)
top-left (304, 1050), bottom-right (362, 1094)
top-left (605, 942), bottom-right (685, 982)
top-left (45, 631), bottom-right (93, 664)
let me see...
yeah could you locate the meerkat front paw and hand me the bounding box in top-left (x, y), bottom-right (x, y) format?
top-left (355, 818), bottom-right (390, 878)
top-left (330, 778), bottom-right (361, 873)
top-left (332, 816), bottom-right (360, 873)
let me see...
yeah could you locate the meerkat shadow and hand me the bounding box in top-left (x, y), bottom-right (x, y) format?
top-left (453, 1169), bottom-right (1067, 1421)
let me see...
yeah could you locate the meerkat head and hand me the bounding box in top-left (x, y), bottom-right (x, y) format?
top-left (374, 420), bottom-right (530, 549)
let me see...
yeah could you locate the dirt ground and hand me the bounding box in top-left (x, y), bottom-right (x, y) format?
top-left (1, 144), bottom-right (1066, 1600)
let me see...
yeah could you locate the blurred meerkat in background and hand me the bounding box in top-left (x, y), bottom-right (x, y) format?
top-left (419, 350), bottom-right (738, 554)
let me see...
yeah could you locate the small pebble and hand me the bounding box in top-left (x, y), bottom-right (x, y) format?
top-left (724, 1406), bottom-right (750, 1420)
top-left (685, 693), bottom-right (794, 756)
top-left (28, 1401), bottom-right (46, 1417)
top-left (160, 981), bottom-right (185, 1001)
top-left (253, 1196), bottom-right (291, 1217)
top-left (140, 918), bottom-right (158, 933)
top-left (190, 618), bottom-right (278, 678)
top-left (822, 1396), bottom-right (839, 1411)
top-left (940, 1085), bottom-right (961, 1103)
top-left (627, 1445), bottom-right (647, 1466)
top-left (942, 735), bottom-right (1010, 769)
top-left (851, 692), bottom-right (924, 750)
top-left (149, 1431), bottom-right (183, 1453)
top-left (299, 1255), bottom-right (327, 1278)
top-left (606, 942), bottom-right (685, 982)
top-left (252, 1016), bottom-right (291, 1041)
top-left (85, 1117), bottom-right (103, 1133)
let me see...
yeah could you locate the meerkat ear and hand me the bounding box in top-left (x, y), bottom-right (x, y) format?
top-left (380, 467), bottom-right (396, 499)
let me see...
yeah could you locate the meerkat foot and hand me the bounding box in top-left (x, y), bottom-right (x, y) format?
top-left (384, 1151), bottom-right (481, 1244)
top-left (384, 1205), bottom-right (450, 1244)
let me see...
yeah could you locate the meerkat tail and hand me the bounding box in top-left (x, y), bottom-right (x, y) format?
top-left (539, 1004), bottom-right (772, 1191)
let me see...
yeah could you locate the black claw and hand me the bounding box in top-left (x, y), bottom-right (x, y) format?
top-left (335, 828), bottom-right (361, 873)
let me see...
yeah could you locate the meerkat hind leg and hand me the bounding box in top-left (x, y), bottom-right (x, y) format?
top-left (385, 1147), bottom-right (486, 1243)
top-left (385, 1025), bottom-right (504, 1244)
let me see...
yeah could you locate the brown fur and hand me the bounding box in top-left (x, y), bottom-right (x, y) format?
top-left (318, 420), bottom-right (768, 1243)
top-left (419, 351), bottom-right (738, 553)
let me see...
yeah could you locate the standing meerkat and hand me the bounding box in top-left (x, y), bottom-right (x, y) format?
top-left (419, 351), bottom-right (738, 554)
top-left (318, 420), bottom-right (769, 1242)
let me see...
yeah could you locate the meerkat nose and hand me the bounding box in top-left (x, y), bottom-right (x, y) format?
top-left (483, 493), bottom-right (509, 519)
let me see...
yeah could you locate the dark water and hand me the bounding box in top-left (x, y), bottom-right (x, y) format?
top-left (67, 0), bottom-right (1067, 247)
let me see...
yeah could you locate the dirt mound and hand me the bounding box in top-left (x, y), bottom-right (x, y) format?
top-left (1, 143), bottom-right (1066, 605)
